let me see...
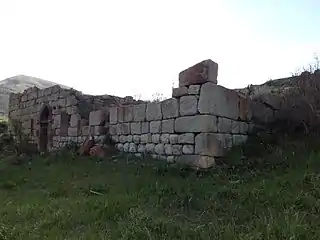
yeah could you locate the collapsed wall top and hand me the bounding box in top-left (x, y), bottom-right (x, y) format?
top-left (179, 59), bottom-right (218, 87)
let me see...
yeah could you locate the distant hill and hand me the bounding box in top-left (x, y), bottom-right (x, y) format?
top-left (0, 75), bottom-right (69, 93)
top-left (0, 75), bottom-right (70, 116)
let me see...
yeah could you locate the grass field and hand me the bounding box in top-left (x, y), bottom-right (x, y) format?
top-left (1, 135), bottom-right (320, 239)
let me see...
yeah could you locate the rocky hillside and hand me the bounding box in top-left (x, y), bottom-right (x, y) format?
top-left (235, 71), bottom-right (320, 109)
top-left (0, 75), bottom-right (69, 93)
top-left (0, 75), bottom-right (70, 116)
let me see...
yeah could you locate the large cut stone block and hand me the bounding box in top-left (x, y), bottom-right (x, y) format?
top-left (66, 106), bottom-right (78, 115)
top-left (51, 85), bottom-right (61, 94)
top-left (165, 144), bottom-right (173, 155)
top-left (68, 127), bottom-right (79, 137)
top-left (121, 123), bottom-right (130, 135)
top-left (129, 143), bottom-right (137, 153)
top-left (117, 107), bottom-right (124, 123)
top-left (198, 82), bottom-right (239, 120)
top-left (164, 144), bottom-right (182, 155)
top-left (109, 125), bottom-right (117, 135)
top-left (176, 155), bottom-right (215, 169)
top-left (155, 144), bottom-right (165, 155)
top-left (89, 110), bottom-right (107, 126)
top-left (123, 143), bottom-right (129, 152)
top-left (44, 87), bottom-right (53, 96)
top-left (188, 85), bottom-right (201, 95)
top-left (178, 133), bottom-right (194, 144)
top-left (112, 135), bottom-right (119, 143)
top-left (117, 143), bottom-right (124, 151)
top-left (172, 145), bottom-right (183, 155)
top-left (116, 124), bottom-right (122, 135)
top-left (169, 134), bottom-right (178, 144)
top-left (56, 98), bottom-right (66, 108)
top-left (141, 122), bottom-right (150, 133)
top-left (172, 87), bottom-right (188, 98)
top-left (160, 134), bottom-right (170, 144)
top-left (195, 133), bottom-right (232, 157)
top-left (133, 103), bottom-right (146, 121)
top-left (175, 115), bottom-right (217, 133)
top-left (109, 107), bottom-right (117, 124)
top-left (94, 126), bottom-right (107, 135)
top-left (48, 94), bottom-right (59, 102)
top-left (182, 145), bottom-right (194, 154)
top-left (130, 122), bottom-right (141, 134)
top-left (150, 121), bottom-right (161, 133)
top-left (152, 134), bottom-right (160, 143)
top-left (231, 120), bottom-right (240, 134)
top-left (123, 105), bottom-right (133, 122)
top-left (161, 119), bottom-right (174, 133)
top-left (141, 133), bottom-right (152, 143)
top-left (161, 98), bottom-right (179, 119)
top-left (133, 135), bottom-right (140, 144)
top-left (52, 114), bottom-right (61, 129)
top-left (137, 144), bottom-right (145, 153)
top-left (119, 135), bottom-right (128, 143)
top-left (146, 102), bottom-right (162, 121)
top-left (214, 133), bottom-right (233, 150)
top-left (179, 59), bottom-right (218, 87)
top-left (145, 143), bottom-right (155, 153)
top-left (70, 114), bottom-right (81, 128)
top-left (180, 95), bottom-right (198, 116)
top-left (217, 117), bottom-right (232, 133)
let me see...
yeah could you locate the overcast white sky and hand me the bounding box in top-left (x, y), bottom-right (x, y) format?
top-left (0, 0), bottom-right (319, 99)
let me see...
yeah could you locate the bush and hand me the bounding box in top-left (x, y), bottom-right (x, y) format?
top-left (247, 55), bottom-right (320, 135)
top-left (3, 119), bottom-right (38, 157)
top-left (0, 121), bottom-right (15, 156)
top-left (273, 72), bottom-right (320, 134)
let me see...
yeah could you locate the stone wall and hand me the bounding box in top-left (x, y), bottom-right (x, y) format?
top-left (8, 59), bottom-right (274, 169)
top-left (108, 60), bottom-right (265, 168)
top-left (8, 85), bottom-right (135, 151)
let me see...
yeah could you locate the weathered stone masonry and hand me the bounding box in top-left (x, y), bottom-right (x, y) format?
top-left (8, 85), bottom-right (138, 152)
top-left (108, 60), bottom-right (266, 168)
top-left (8, 59), bottom-right (275, 169)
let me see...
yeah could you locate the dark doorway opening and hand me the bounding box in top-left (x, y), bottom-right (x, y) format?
top-left (39, 106), bottom-right (51, 152)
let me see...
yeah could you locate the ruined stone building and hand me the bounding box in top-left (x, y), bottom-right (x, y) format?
top-left (8, 59), bottom-right (275, 169)
top-left (0, 87), bottom-right (11, 117)
top-left (8, 86), bottom-right (139, 151)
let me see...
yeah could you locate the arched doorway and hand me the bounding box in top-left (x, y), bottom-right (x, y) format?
top-left (39, 105), bottom-right (52, 152)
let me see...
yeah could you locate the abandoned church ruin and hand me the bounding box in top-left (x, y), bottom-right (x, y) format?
top-left (8, 60), bottom-right (275, 168)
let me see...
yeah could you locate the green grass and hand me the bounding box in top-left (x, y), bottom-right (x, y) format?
top-left (1, 136), bottom-right (320, 239)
